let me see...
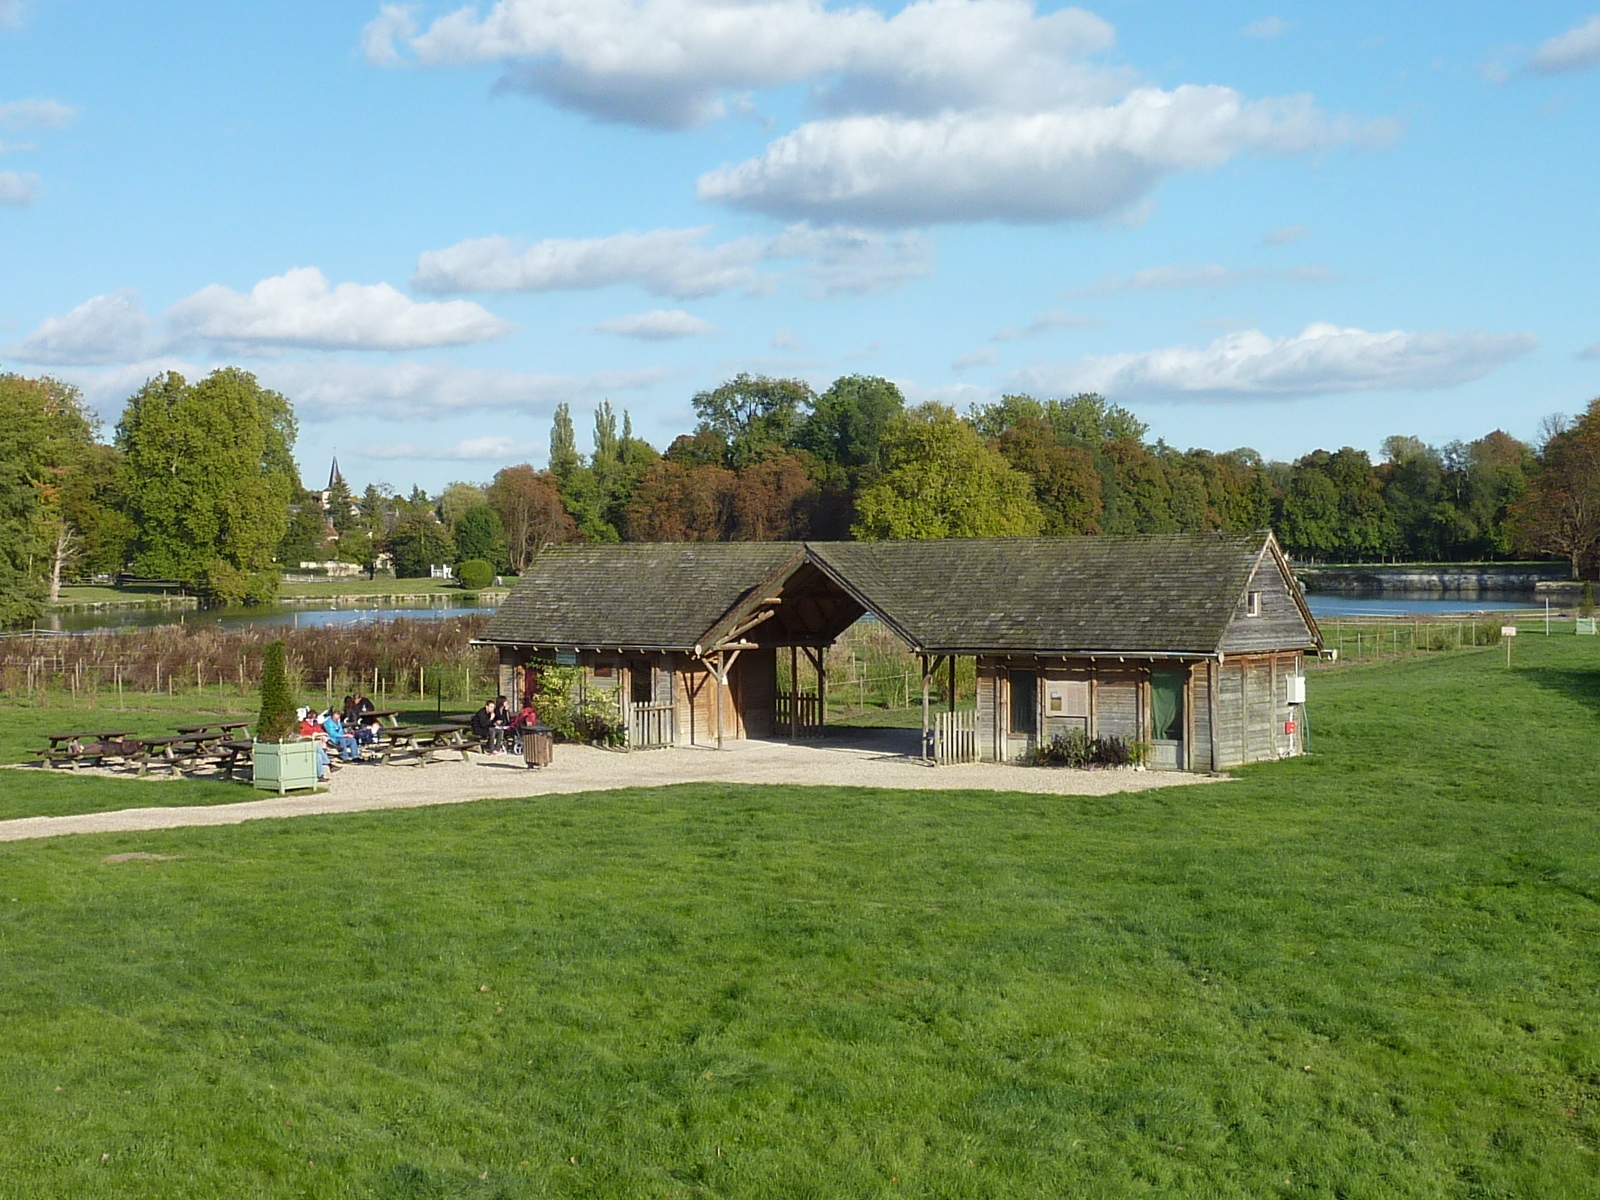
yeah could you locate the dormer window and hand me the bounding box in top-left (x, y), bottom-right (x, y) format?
top-left (1246, 591), bottom-right (1262, 617)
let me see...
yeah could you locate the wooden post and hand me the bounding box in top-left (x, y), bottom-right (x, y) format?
top-left (715, 651), bottom-right (725, 749)
top-left (790, 644), bottom-right (799, 737)
top-left (920, 654), bottom-right (931, 762)
top-left (817, 649), bottom-right (826, 733)
top-left (947, 654), bottom-right (956, 713)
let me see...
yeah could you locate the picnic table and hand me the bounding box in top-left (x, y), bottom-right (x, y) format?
top-left (363, 709), bottom-right (402, 727)
top-left (34, 730), bottom-right (137, 770)
top-left (376, 723), bottom-right (480, 767)
top-left (215, 739), bottom-right (255, 781)
top-left (132, 734), bottom-right (214, 776)
top-left (175, 720), bottom-right (251, 738)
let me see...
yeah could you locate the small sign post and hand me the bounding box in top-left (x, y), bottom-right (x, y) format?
top-left (1501, 624), bottom-right (1518, 668)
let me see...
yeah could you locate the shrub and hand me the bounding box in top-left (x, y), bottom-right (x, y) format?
top-left (456, 559), bottom-right (495, 590)
top-left (256, 640), bottom-right (297, 742)
top-left (1023, 732), bottom-right (1148, 769)
top-left (531, 666), bottom-right (626, 747)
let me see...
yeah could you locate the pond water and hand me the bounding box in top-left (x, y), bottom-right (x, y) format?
top-left (40, 596), bottom-right (497, 635)
top-left (1303, 593), bottom-right (1540, 617)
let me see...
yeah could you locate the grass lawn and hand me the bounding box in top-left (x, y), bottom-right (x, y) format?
top-left (0, 695), bottom-right (468, 821)
top-left (3, 637), bottom-right (1600, 1196)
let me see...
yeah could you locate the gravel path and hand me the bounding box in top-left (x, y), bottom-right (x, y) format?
top-left (0, 730), bottom-right (1222, 843)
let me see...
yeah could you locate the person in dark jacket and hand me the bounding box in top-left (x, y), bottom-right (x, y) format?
top-left (470, 699), bottom-right (502, 752)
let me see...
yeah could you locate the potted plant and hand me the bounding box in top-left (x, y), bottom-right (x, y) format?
top-left (252, 640), bottom-right (319, 793)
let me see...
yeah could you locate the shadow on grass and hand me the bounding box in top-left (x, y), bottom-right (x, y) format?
top-left (1520, 665), bottom-right (1600, 718)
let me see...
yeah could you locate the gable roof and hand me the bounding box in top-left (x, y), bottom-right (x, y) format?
top-left (478, 532), bottom-right (1320, 657)
top-left (479, 542), bottom-right (801, 652)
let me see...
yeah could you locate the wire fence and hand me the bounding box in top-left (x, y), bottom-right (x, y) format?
top-left (0, 617), bottom-right (499, 708)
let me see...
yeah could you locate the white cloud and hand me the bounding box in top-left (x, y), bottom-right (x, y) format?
top-left (592, 309), bottom-right (716, 339)
top-left (1242, 16), bottom-right (1292, 39)
top-left (367, 435), bottom-right (545, 462)
top-left (46, 358), bottom-right (670, 423)
top-left (413, 223), bottom-right (930, 299)
top-left (991, 309), bottom-right (1097, 341)
top-left (1530, 15), bottom-right (1600, 74)
top-left (6, 289), bottom-right (150, 364)
top-left (1014, 323), bottom-right (1535, 400)
top-left (1073, 262), bottom-right (1331, 296)
top-left (0, 98), bottom-right (76, 130)
top-left (0, 169), bottom-right (36, 205)
top-left (414, 228), bottom-right (768, 298)
top-left (771, 327), bottom-right (805, 350)
top-left (697, 87), bottom-right (1398, 225)
top-left (368, 0), bottom-right (1122, 129)
top-left (166, 267), bottom-right (512, 351)
top-left (952, 347), bottom-right (996, 371)
top-left (0, 0), bottom-right (31, 30)
top-left (1264, 223), bottom-right (1308, 245)
top-left (256, 360), bottom-right (671, 420)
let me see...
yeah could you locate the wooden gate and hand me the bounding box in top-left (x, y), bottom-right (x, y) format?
top-left (773, 693), bottom-right (824, 738)
top-left (933, 710), bottom-right (977, 764)
top-left (626, 701), bottom-right (675, 748)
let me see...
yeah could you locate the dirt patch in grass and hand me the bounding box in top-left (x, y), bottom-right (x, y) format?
top-left (100, 852), bottom-right (180, 863)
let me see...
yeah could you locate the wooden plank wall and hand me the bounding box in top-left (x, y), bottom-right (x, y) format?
top-left (1221, 555), bottom-right (1316, 654)
top-left (1211, 650), bottom-right (1304, 767)
top-left (1189, 662), bottom-right (1214, 773)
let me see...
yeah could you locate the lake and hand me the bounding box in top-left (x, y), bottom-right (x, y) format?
top-left (1304, 594), bottom-right (1541, 617)
top-left (38, 596), bottom-right (497, 635)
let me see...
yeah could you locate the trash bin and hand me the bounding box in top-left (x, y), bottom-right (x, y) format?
top-left (522, 725), bottom-right (554, 768)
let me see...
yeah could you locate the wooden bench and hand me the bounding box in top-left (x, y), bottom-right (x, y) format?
top-left (376, 724), bottom-right (478, 767)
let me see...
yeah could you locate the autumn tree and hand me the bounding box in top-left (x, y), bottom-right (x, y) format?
top-left (993, 417), bottom-right (1103, 534)
top-left (853, 404), bottom-right (1043, 539)
top-left (624, 460), bottom-right (736, 541)
top-left (487, 464), bottom-right (577, 572)
top-left (1510, 403), bottom-right (1600, 578)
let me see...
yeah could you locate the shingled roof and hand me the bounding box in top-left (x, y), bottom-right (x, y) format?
top-left (478, 532), bottom-right (1318, 657)
top-left (479, 542), bottom-right (801, 651)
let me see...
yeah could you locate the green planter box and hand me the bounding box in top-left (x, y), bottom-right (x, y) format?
top-left (252, 739), bottom-right (320, 794)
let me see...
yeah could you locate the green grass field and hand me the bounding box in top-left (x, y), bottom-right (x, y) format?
top-left (3, 637), bottom-right (1600, 1196)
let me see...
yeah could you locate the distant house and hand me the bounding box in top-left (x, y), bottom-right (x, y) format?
top-left (475, 532), bottom-right (1321, 771)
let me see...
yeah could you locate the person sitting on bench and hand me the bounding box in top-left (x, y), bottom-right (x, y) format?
top-left (470, 698), bottom-right (502, 753)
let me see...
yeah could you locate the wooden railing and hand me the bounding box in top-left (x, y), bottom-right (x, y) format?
top-left (773, 693), bottom-right (824, 738)
top-left (933, 710), bottom-right (977, 764)
top-left (626, 702), bottom-right (675, 748)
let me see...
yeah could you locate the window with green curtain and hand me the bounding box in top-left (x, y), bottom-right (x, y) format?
top-left (1009, 670), bottom-right (1037, 735)
top-left (1151, 669), bottom-right (1185, 741)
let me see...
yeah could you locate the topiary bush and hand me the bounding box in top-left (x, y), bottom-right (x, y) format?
top-left (256, 640), bottom-right (297, 742)
top-left (456, 558), bottom-right (495, 590)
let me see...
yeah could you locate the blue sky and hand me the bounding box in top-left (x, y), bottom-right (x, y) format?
top-left (2, 0), bottom-right (1598, 492)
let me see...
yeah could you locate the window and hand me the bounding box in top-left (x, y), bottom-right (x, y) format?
top-left (1246, 591), bottom-right (1262, 617)
top-left (631, 665), bottom-right (654, 705)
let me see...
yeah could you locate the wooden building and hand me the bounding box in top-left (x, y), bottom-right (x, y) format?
top-left (475, 532), bottom-right (1320, 771)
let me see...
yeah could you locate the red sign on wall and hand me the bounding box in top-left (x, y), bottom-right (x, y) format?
top-left (1284, 720), bottom-right (1297, 735)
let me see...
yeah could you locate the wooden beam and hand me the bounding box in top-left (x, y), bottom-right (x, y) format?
top-left (715, 651), bottom-right (724, 750)
top-left (790, 644), bottom-right (799, 738)
top-left (921, 654), bottom-right (932, 763)
top-left (947, 654), bottom-right (956, 714)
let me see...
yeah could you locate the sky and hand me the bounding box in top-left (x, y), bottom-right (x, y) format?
top-left (2, 0), bottom-right (1599, 493)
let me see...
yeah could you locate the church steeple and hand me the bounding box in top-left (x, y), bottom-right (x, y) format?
top-left (327, 457), bottom-right (344, 491)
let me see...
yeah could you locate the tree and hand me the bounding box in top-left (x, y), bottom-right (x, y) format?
top-left (729, 454), bottom-right (815, 540)
top-left (853, 404), bottom-right (1043, 539)
top-left (115, 368), bottom-right (299, 604)
top-left (385, 512), bottom-right (456, 578)
top-left (453, 503), bottom-right (509, 570)
top-left (438, 482), bottom-right (487, 529)
top-left (970, 392), bottom-right (1147, 446)
top-left (993, 417), bottom-right (1103, 534)
top-left (0, 373), bottom-right (101, 609)
top-left (59, 442), bottom-right (134, 581)
top-left (276, 501), bottom-right (329, 566)
top-left (1509, 402), bottom-right (1600, 578)
top-left (487, 464), bottom-right (578, 572)
top-left (624, 460), bottom-right (737, 541)
top-left (548, 403), bottom-right (580, 483)
top-left (256, 640), bottom-right (297, 742)
top-left (1378, 436), bottom-right (1447, 559)
top-left (692, 374), bottom-right (813, 468)
top-left (795, 375), bottom-right (904, 485)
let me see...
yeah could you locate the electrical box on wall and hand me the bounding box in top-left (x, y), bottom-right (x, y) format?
top-left (1285, 675), bottom-right (1306, 704)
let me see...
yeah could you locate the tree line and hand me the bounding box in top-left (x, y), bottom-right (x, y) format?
top-left (2, 365), bottom-right (1595, 627)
